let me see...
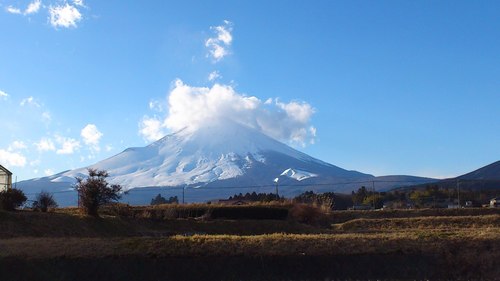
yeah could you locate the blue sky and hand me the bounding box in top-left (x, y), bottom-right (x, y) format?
top-left (0, 0), bottom-right (499, 181)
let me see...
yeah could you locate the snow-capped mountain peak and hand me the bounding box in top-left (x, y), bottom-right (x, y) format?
top-left (18, 119), bottom-right (375, 204)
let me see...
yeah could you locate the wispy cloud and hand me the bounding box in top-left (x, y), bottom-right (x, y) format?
top-left (208, 71), bottom-right (221, 82)
top-left (48, 3), bottom-right (82, 28)
top-left (20, 96), bottom-right (41, 107)
top-left (55, 135), bottom-right (80, 154)
top-left (25, 0), bottom-right (41, 15)
top-left (148, 100), bottom-right (164, 112)
top-left (5, 0), bottom-right (88, 29)
top-left (0, 90), bottom-right (9, 100)
top-left (44, 168), bottom-right (54, 176)
top-left (139, 116), bottom-right (165, 142)
top-left (6, 0), bottom-right (42, 16)
top-left (6, 6), bottom-right (22, 14)
top-left (35, 137), bottom-right (56, 152)
top-left (73, 0), bottom-right (84, 7)
top-left (0, 149), bottom-right (26, 167)
top-left (205, 20), bottom-right (233, 62)
top-left (8, 140), bottom-right (27, 151)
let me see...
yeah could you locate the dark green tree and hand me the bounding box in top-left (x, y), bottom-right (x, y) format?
top-left (167, 196), bottom-right (179, 204)
top-left (0, 188), bottom-right (27, 211)
top-left (151, 194), bottom-right (168, 205)
top-left (352, 186), bottom-right (368, 205)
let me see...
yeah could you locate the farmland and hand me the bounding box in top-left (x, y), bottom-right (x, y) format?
top-left (0, 204), bottom-right (499, 280)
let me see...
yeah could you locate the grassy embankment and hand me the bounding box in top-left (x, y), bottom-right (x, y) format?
top-left (0, 204), bottom-right (499, 280)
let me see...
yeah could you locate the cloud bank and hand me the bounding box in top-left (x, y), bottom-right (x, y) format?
top-left (140, 80), bottom-right (316, 146)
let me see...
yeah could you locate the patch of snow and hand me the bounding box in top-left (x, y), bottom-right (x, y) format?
top-left (280, 168), bottom-right (317, 181)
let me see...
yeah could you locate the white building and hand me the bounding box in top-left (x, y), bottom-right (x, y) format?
top-left (0, 165), bottom-right (12, 192)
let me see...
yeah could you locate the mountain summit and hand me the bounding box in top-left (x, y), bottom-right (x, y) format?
top-left (49, 120), bottom-right (372, 189)
top-left (19, 120), bottom-right (380, 204)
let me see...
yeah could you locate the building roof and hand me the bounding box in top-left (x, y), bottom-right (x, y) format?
top-left (0, 165), bottom-right (12, 176)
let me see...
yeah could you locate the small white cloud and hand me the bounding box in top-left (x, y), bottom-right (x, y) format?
top-left (149, 100), bottom-right (164, 112)
top-left (105, 144), bottom-right (113, 152)
top-left (41, 111), bottom-right (52, 123)
top-left (208, 71), bottom-right (222, 81)
top-left (20, 96), bottom-right (41, 107)
top-left (139, 116), bottom-right (165, 142)
top-left (6, 6), bottom-right (22, 14)
top-left (205, 20), bottom-right (233, 62)
top-left (49, 3), bottom-right (82, 28)
top-left (55, 136), bottom-right (80, 154)
top-left (35, 137), bottom-right (56, 152)
top-left (25, 0), bottom-right (41, 15)
top-left (276, 100), bottom-right (315, 123)
top-left (44, 169), bottom-right (54, 176)
top-left (0, 90), bottom-right (8, 100)
top-left (73, 0), bottom-right (84, 7)
top-left (80, 124), bottom-right (103, 147)
top-left (8, 141), bottom-right (27, 151)
top-left (0, 149), bottom-right (26, 167)
top-left (30, 159), bottom-right (41, 166)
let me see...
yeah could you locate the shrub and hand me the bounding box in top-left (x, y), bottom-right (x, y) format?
top-left (289, 203), bottom-right (329, 226)
top-left (32, 191), bottom-right (58, 212)
top-left (0, 188), bottom-right (27, 211)
top-left (210, 206), bottom-right (289, 220)
top-left (75, 169), bottom-right (122, 217)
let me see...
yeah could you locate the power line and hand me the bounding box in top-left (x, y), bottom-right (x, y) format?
top-left (20, 178), bottom-right (500, 196)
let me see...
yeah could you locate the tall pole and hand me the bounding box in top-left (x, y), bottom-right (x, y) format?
top-left (457, 179), bottom-right (460, 208)
top-left (182, 187), bottom-right (185, 204)
top-left (372, 181), bottom-right (375, 209)
top-left (275, 181), bottom-right (279, 199)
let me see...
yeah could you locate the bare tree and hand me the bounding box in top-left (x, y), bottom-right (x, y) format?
top-left (32, 191), bottom-right (58, 212)
top-left (75, 169), bottom-right (122, 217)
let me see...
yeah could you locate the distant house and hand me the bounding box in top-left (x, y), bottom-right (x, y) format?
top-left (490, 197), bottom-right (500, 208)
top-left (0, 165), bottom-right (12, 192)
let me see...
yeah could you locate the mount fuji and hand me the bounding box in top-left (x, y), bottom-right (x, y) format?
top-left (17, 120), bottom-right (433, 206)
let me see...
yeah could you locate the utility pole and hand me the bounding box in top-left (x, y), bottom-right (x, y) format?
top-left (372, 180), bottom-right (375, 209)
top-left (457, 179), bottom-right (460, 208)
top-left (275, 180), bottom-right (279, 199)
top-left (182, 187), bottom-right (185, 204)
top-left (274, 178), bottom-right (279, 200)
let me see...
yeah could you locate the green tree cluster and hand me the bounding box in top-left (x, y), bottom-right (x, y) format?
top-left (150, 194), bottom-right (179, 205)
top-left (0, 188), bottom-right (27, 211)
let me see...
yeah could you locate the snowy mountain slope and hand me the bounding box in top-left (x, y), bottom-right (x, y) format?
top-left (31, 120), bottom-right (371, 190)
top-left (17, 120), bottom-right (377, 204)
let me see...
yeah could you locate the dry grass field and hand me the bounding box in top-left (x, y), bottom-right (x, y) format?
top-left (0, 204), bottom-right (499, 280)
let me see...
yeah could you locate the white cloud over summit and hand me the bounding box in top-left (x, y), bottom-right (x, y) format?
top-left (140, 80), bottom-right (316, 146)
